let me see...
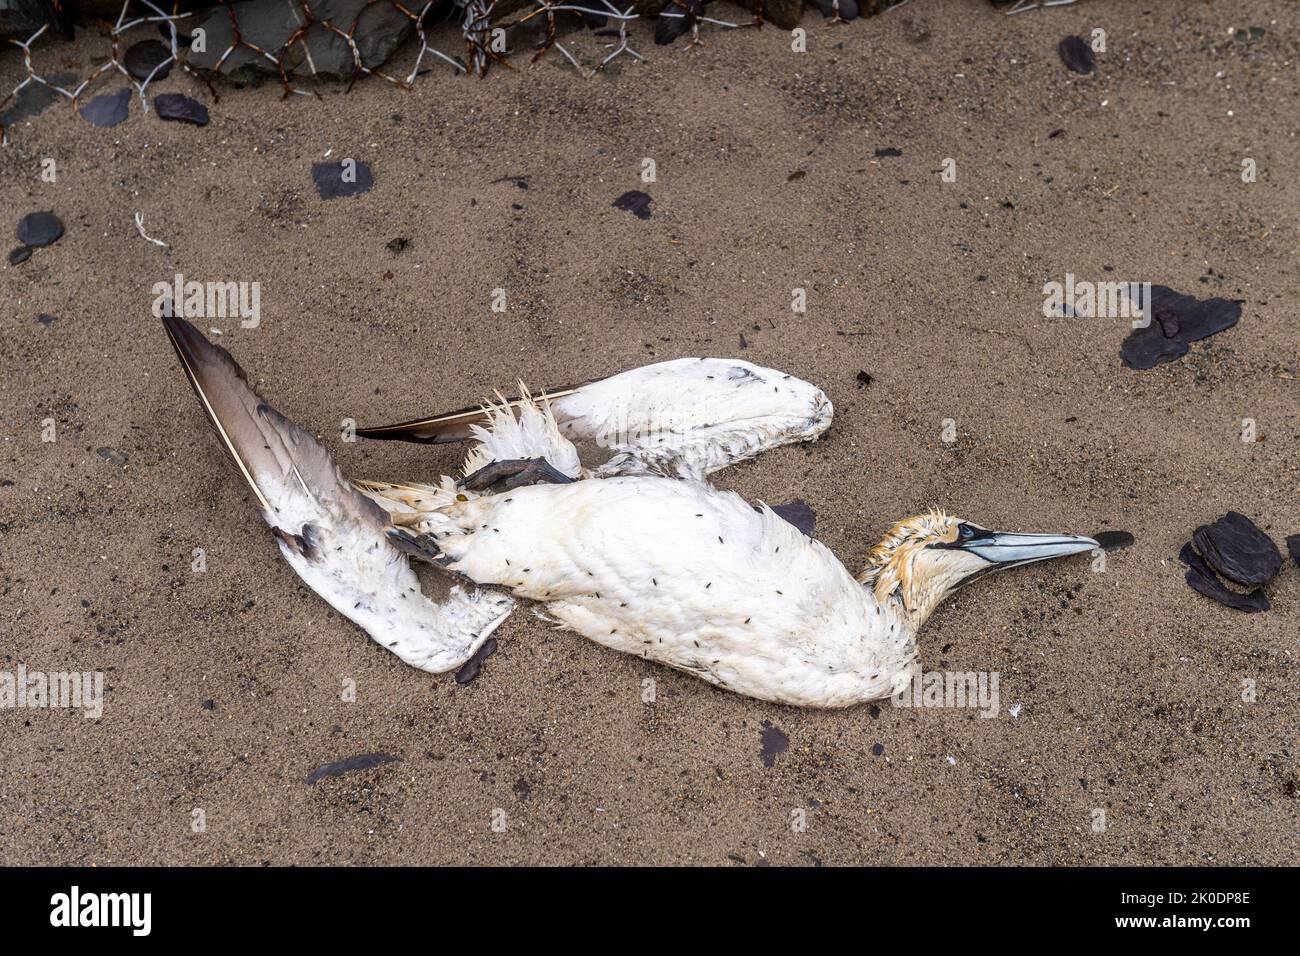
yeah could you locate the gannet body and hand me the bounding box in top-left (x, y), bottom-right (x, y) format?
top-left (424, 477), bottom-right (914, 707)
top-left (161, 316), bottom-right (514, 672)
top-left (357, 358), bottom-right (834, 481)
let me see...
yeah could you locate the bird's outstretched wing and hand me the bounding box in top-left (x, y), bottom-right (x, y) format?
top-left (358, 358), bottom-right (833, 481)
top-left (161, 315), bottom-right (514, 673)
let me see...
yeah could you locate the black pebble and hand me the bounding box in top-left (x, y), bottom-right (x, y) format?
top-left (1092, 530), bottom-right (1134, 552)
top-left (1120, 285), bottom-right (1241, 370)
top-left (654, 0), bottom-right (700, 45)
top-left (386, 237), bottom-right (410, 253)
top-left (1179, 543), bottom-right (1269, 613)
top-left (874, 147), bottom-right (902, 158)
top-left (201, 699), bottom-right (215, 710)
top-left (37, 313), bottom-right (57, 326)
top-left (1192, 512), bottom-right (1281, 586)
top-left (154, 93), bottom-right (209, 126)
top-left (612, 190), bottom-right (652, 220)
top-left (759, 720), bottom-right (789, 768)
top-left (80, 88), bottom-right (130, 127)
top-left (856, 370), bottom-right (873, 387)
top-left (454, 637), bottom-right (498, 684)
top-left (1286, 535), bottom-right (1300, 568)
top-left (312, 160), bottom-right (374, 199)
top-left (9, 246), bottom-right (32, 265)
top-left (124, 39), bottom-right (173, 82)
top-left (1058, 36), bottom-right (1096, 74)
top-left (871, 743), bottom-right (885, 756)
top-left (16, 211), bottom-right (63, 247)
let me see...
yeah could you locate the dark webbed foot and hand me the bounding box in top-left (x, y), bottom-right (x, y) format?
top-left (459, 458), bottom-right (576, 493)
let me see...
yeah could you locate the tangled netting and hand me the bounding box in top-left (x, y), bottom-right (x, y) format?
top-left (1, 0), bottom-right (761, 141)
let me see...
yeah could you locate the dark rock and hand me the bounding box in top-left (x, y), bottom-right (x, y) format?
top-left (80, 89), bottom-right (130, 127)
top-left (770, 500), bottom-right (816, 537)
top-left (124, 39), bottom-right (173, 81)
top-left (454, 637), bottom-right (497, 684)
top-left (16, 211), bottom-right (63, 247)
top-left (759, 719), bottom-right (788, 768)
top-left (154, 93), bottom-right (209, 126)
top-left (857, 370), bottom-right (873, 387)
top-left (1192, 512), bottom-right (1281, 586)
top-left (1058, 35), bottom-right (1095, 74)
top-left (1120, 285), bottom-right (1241, 370)
top-left (187, 0), bottom-right (415, 80)
top-left (0, 71), bottom-right (75, 126)
top-left (8, 246), bottom-right (32, 265)
top-left (655, 0), bottom-right (700, 45)
top-left (0, 0), bottom-right (65, 39)
top-left (1093, 530), bottom-right (1134, 552)
top-left (306, 751), bottom-right (400, 784)
top-left (511, 778), bottom-right (531, 801)
top-left (1179, 543), bottom-right (1269, 614)
top-left (312, 160), bottom-right (374, 199)
top-left (386, 237), bottom-right (410, 253)
top-left (732, 0), bottom-right (802, 29)
top-left (36, 312), bottom-right (57, 326)
top-left (874, 147), bottom-right (902, 158)
top-left (808, 0), bottom-right (860, 19)
top-left (871, 742), bottom-right (884, 756)
top-left (201, 698), bottom-right (215, 710)
top-left (1286, 534), bottom-right (1300, 568)
top-left (612, 190), bottom-right (652, 220)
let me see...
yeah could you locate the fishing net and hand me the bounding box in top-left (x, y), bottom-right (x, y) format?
top-left (0, 0), bottom-right (909, 142)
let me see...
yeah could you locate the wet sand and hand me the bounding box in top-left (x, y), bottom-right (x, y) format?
top-left (1, 0), bottom-right (1297, 865)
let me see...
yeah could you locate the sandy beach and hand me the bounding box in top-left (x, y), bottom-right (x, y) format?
top-left (2, 0), bottom-right (1297, 865)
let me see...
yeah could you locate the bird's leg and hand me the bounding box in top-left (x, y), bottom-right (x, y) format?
top-left (460, 458), bottom-right (576, 492)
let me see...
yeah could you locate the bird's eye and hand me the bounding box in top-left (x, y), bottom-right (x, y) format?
top-left (957, 523), bottom-right (976, 541)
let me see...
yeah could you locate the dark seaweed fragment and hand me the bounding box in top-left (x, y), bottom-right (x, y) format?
top-left (1192, 511), bottom-right (1281, 586)
top-left (1120, 285), bottom-right (1241, 370)
top-left (1179, 543), bottom-right (1270, 613)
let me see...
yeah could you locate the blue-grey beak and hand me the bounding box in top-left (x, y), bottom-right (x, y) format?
top-left (961, 530), bottom-right (1099, 567)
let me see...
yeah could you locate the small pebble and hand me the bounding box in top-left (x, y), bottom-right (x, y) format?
top-left (759, 720), bottom-right (789, 768)
top-left (124, 39), bottom-right (173, 81)
top-left (80, 89), bottom-right (130, 128)
top-left (612, 190), bottom-right (652, 220)
top-left (9, 246), bottom-right (32, 265)
top-left (1058, 36), bottom-right (1096, 75)
top-left (312, 160), bottom-right (373, 199)
top-left (17, 211), bottom-right (64, 248)
top-left (154, 93), bottom-right (209, 126)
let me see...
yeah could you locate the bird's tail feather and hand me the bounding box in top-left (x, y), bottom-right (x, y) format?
top-left (161, 315), bottom-right (515, 674)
